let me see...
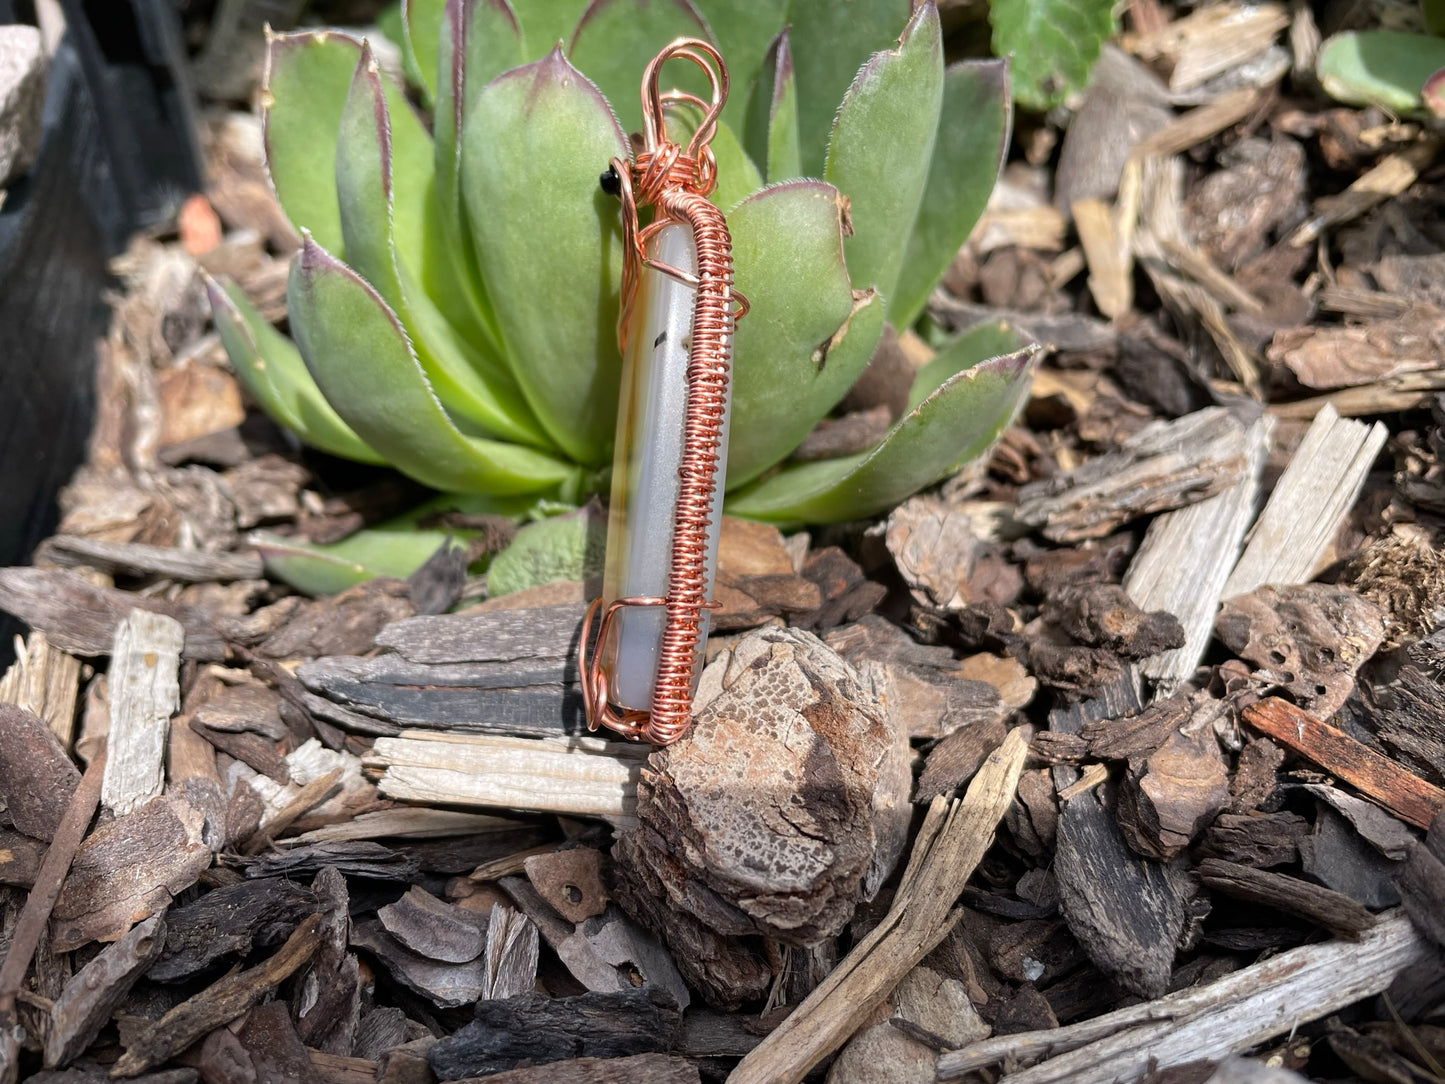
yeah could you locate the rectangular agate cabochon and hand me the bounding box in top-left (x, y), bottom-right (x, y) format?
top-left (601, 222), bottom-right (732, 712)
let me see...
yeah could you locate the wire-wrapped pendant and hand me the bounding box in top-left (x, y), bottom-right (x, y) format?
top-left (581, 39), bottom-right (747, 745)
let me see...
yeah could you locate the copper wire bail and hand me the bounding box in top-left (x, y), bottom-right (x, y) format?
top-left (580, 38), bottom-right (747, 745)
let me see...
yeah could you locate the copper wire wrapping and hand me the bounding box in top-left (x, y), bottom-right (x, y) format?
top-left (580, 39), bottom-right (747, 745)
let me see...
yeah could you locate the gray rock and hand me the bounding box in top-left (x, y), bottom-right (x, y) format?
top-left (0, 25), bottom-right (46, 187)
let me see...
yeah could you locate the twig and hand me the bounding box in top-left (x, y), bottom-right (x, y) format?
top-left (1242, 698), bottom-right (1445, 829)
top-left (727, 728), bottom-right (1029, 1084)
top-left (0, 744), bottom-right (107, 1084)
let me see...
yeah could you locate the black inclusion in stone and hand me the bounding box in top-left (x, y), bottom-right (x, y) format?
top-left (599, 165), bottom-right (621, 197)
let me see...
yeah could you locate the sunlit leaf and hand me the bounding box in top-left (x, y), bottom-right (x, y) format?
top-left (785, 0), bottom-right (911, 176)
top-left (207, 276), bottom-right (384, 464)
top-left (463, 49), bottom-right (629, 465)
top-left (726, 180), bottom-right (886, 488)
top-left (1317, 30), bottom-right (1445, 114)
top-left (742, 29), bottom-right (800, 182)
top-left (487, 502), bottom-right (606, 596)
top-left (825, 2), bottom-right (943, 317)
top-left (402, 0), bottom-right (445, 103)
top-left (289, 236), bottom-right (581, 495)
top-left (726, 341), bottom-right (1039, 526)
top-left (694, 0), bottom-right (787, 132)
top-left (990, 0), bottom-right (1114, 110)
top-left (891, 59), bottom-right (1011, 329)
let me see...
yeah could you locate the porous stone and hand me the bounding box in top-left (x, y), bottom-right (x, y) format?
top-left (0, 25), bottom-right (46, 187)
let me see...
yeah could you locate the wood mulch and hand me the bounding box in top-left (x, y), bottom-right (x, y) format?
top-left (3, 5), bottom-right (1445, 1083)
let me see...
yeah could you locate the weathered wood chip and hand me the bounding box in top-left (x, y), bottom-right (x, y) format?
top-left (352, 919), bottom-right (487, 1008)
top-left (1016, 407), bottom-right (1249, 542)
top-left (45, 914), bottom-right (165, 1067)
top-left (1045, 584), bottom-right (1184, 659)
top-left (379, 885), bottom-right (488, 963)
top-left (0, 828), bottom-right (43, 887)
top-left (102, 610), bottom-right (184, 817)
top-left (443, 1052), bottom-right (700, 1084)
top-left (1216, 583), bottom-right (1386, 719)
top-left (524, 847), bottom-right (609, 923)
top-left (481, 903), bottom-right (540, 1001)
top-left (0, 704), bottom-right (80, 840)
top-left (235, 840), bottom-right (420, 882)
top-left (1116, 724), bottom-right (1230, 861)
top-left (39, 535), bottom-right (263, 582)
top-left (377, 603), bottom-right (585, 664)
top-left (1197, 858), bottom-right (1377, 938)
top-left (52, 795), bottom-right (211, 952)
top-left (257, 578), bottom-right (416, 659)
top-left (427, 988), bottom-right (683, 1081)
top-left (1198, 812), bottom-right (1308, 868)
top-left (147, 877), bottom-right (320, 981)
top-left (0, 567), bottom-right (225, 660)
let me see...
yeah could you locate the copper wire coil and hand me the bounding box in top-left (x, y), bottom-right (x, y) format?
top-left (582, 38), bottom-right (745, 746)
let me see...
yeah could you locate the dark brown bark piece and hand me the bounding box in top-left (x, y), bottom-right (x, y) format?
top-left (524, 848), bottom-right (609, 923)
top-left (1197, 858), bottom-right (1377, 938)
top-left (378, 885), bottom-right (488, 964)
top-left (1216, 584), bottom-right (1386, 719)
top-left (257, 578), bottom-right (416, 659)
top-left (147, 877), bottom-right (320, 981)
top-left (1243, 698), bottom-right (1445, 829)
top-left (51, 795), bottom-right (211, 952)
top-left (38, 535), bottom-right (262, 582)
top-left (1046, 583), bottom-right (1185, 659)
top-left (1197, 812), bottom-right (1309, 868)
top-left (0, 828), bottom-right (43, 887)
top-left (1054, 787), bottom-right (1192, 998)
top-left (445, 1052), bottom-right (701, 1084)
top-left (915, 719), bottom-right (1008, 803)
top-left (294, 865), bottom-right (361, 1056)
top-left (1028, 641), bottom-right (1125, 698)
top-left (45, 914), bottom-right (165, 1067)
top-left (1116, 726), bottom-right (1230, 861)
top-left (1396, 841), bottom-right (1445, 949)
top-left (0, 703), bottom-right (79, 840)
top-left (1082, 696), bottom-right (1192, 762)
top-left (1021, 533), bottom-right (1135, 597)
top-left (797, 546), bottom-right (886, 631)
top-left (189, 719), bottom-right (291, 783)
top-left (110, 913), bottom-right (324, 1077)
top-left (1230, 737), bottom-right (1285, 813)
top-left (234, 840), bottom-right (420, 881)
top-left (352, 919), bottom-right (486, 1008)
top-left (191, 680), bottom-right (287, 739)
top-left (27, 1072), bottom-right (197, 1084)
top-left (1298, 804), bottom-right (1401, 909)
top-left (233, 1001), bottom-right (324, 1083)
top-left (1362, 664), bottom-right (1445, 788)
top-left (0, 567), bottom-right (225, 660)
top-left (427, 988), bottom-right (682, 1081)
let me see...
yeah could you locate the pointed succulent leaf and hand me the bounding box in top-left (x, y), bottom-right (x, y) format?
top-left (726, 342), bottom-right (1040, 526)
top-left (742, 29), bottom-right (800, 182)
top-left (486, 503), bottom-right (606, 597)
top-left (254, 490), bottom-right (543, 595)
top-left (725, 181), bottom-right (887, 488)
top-left (207, 276), bottom-right (385, 464)
top-left (463, 49), bottom-right (629, 466)
top-left (402, 0), bottom-right (445, 103)
top-left (825, 2), bottom-right (943, 319)
top-left (785, 0), bottom-right (911, 176)
top-left (990, 0), bottom-right (1114, 110)
top-left (289, 237), bottom-right (580, 495)
top-left (263, 30), bottom-right (367, 254)
top-left (693, 0), bottom-right (787, 132)
top-left (906, 319), bottom-right (1035, 413)
top-left (567, 0), bottom-right (715, 137)
top-left (334, 45), bottom-right (547, 447)
top-left (890, 60), bottom-right (1011, 330)
top-left (435, 0), bottom-right (522, 353)
top-left (1317, 31), bottom-right (1445, 114)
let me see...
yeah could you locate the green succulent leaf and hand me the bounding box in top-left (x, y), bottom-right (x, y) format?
top-left (727, 338), bottom-right (1040, 526)
top-left (726, 180), bottom-right (887, 488)
top-left (289, 236), bottom-right (581, 495)
top-left (263, 30), bottom-right (368, 254)
top-left (695, 0), bottom-right (788, 132)
top-left (1317, 31), bottom-right (1445, 113)
top-left (785, 0), bottom-right (912, 177)
top-left (463, 49), bottom-right (629, 466)
top-left (990, 0), bottom-right (1114, 110)
top-left (206, 276), bottom-right (385, 464)
top-left (334, 44), bottom-right (546, 447)
top-left (513, 0), bottom-right (592, 53)
top-left (254, 491), bottom-right (542, 595)
top-left (825, 2), bottom-right (943, 319)
top-left (742, 29), bottom-right (800, 183)
top-left (891, 59), bottom-right (1011, 330)
top-left (402, 0), bottom-right (444, 103)
top-left (568, 0), bottom-right (715, 136)
top-left (486, 502), bottom-right (606, 596)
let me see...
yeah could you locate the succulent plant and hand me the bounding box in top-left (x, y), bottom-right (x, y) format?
top-left (210, 0), bottom-right (1037, 591)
